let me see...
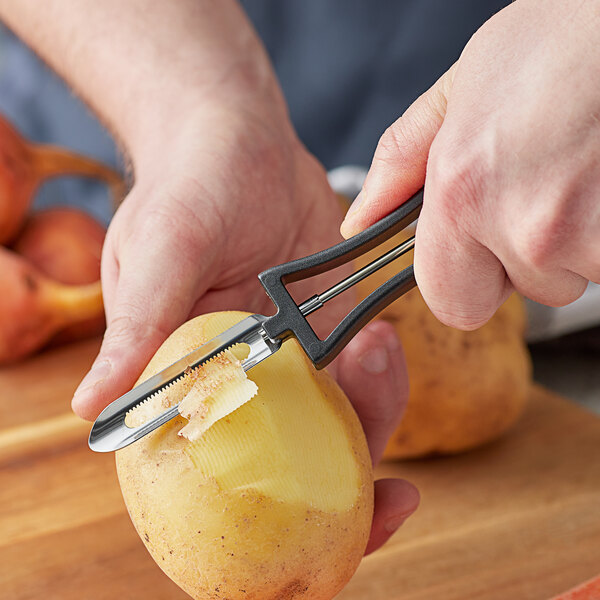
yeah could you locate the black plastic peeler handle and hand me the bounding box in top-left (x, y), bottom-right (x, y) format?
top-left (259, 188), bottom-right (423, 369)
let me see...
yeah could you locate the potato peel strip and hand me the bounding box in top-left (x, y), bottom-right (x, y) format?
top-left (178, 350), bottom-right (258, 441)
top-left (124, 349), bottom-right (258, 439)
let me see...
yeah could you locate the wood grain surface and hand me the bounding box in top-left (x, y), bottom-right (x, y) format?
top-left (0, 338), bottom-right (599, 600)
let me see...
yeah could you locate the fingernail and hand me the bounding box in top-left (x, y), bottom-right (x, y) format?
top-left (384, 328), bottom-right (400, 352)
top-left (340, 191), bottom-right (365, 238)
top-left (384, 514), bottom-right (408, 533)
top-left (74, 359), bottom-right (112, 398)
top-left (358, 346), bottom-right (389, 374)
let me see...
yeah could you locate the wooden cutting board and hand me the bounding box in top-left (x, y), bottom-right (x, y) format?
top-left (1, 338), bottom-right (599, 600)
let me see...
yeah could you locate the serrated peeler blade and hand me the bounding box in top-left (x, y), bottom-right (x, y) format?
top-left (88, 314), bottom-right (280, 452)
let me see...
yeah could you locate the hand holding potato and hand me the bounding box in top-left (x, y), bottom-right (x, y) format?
top-left (0, 0), bottom-right (418, 552)
top-left (73, 100), bottom-right (417, 550)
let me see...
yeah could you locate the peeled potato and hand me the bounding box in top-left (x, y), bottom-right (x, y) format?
top-left (116, 311), bottom-right (373, 600)
top-left (355, 229), bottom-right (532, 459)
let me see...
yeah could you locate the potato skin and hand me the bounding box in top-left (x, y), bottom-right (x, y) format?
top-left (354, 229), bottom-right (532, 459)
top-left (380, 289), bottom-right (531, 458)
top-left (116, 311), bottom-right (373, 600)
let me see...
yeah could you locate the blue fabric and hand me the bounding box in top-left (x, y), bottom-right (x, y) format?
top-left (0, 1), bottom-right (509, 218)
top-left (242, 0), bottom-right (509, 168)
top-left (0, 26), bottom-right (119, 224)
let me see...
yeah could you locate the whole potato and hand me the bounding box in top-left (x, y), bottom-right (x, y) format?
top-left (117, 311), bottom-right (373, 600)
top-left (355, 228), bottom-right (532, 458)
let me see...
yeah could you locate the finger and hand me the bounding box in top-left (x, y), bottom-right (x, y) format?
top-left (71, 227), bottom-right (218, 421)
top-left (417, 154), bottom-right (587, 327)
top-left (365, 478), bottom-right (420, 556)
top-left (188, 277), bottom-right (275, 318)
top-left (501, 259), bottom-right (588, 308)
top-left (341, 64), bottom-right (456, 239)
top-left (335, 320), bottom-right (409, 466)
top-left (488, 201), bottom-right (590, 307)
top-left (414, 202), bottom-right (513, 329)
top-left (99, 232), bottom-right (119, 320)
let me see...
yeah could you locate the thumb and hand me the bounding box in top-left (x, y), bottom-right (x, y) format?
top-left (71, 237), bottom-right (214, 421)
top-left (334, 320), bottom-right (420, 554)
top-left (334, 319), bottom-right (409, 466)
top-left (340, 64), bottom-right (456, 239)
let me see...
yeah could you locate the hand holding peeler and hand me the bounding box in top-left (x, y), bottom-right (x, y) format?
top-left (89, 189), bottom-right (423, 452)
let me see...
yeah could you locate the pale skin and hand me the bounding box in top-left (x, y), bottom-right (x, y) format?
top-left (1, 0), bottom-right (597, 556)
top-left (341, 0), bottom-right (600, 328)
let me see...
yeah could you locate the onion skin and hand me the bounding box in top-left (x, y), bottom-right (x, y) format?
top-left (0, 247), bottom-right (103, 363)
top-left (12, 207), bottom-right (106, 343)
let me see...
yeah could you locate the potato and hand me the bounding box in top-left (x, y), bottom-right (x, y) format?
top-left (355, 229), bottom-right (533, 458)
top-left (116, 311), bottom-right (373, 600)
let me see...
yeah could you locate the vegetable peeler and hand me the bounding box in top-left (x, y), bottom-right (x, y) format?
top-left (89, 189), bottom-right (423, 452)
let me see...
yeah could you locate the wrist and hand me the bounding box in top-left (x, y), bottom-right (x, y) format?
top-left (129, 80), bottom-right (300, 194)
top-left (122, 52), bottom-right (290, 177)
top-left (114, 4), bottom-right (288, 171)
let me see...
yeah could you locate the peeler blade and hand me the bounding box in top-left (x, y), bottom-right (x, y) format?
top-left (88, 314), bottom-right (280, 453)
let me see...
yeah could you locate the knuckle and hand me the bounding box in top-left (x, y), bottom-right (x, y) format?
top-left (123, 193), bottom-right (221, 272)
top-left (512, 201), bottom-right (569, 272)
top-left (422, 86), bottom-right (449, 125)
top-left (103, 312), bottom-right (170, 349)
top-left (427, 138), bottom-right (486, 230)
top-left (515, 233), bottom-right (554, 272)
top-left (147, 176), bottom-right (224, 236)
top-left (375, 124), bottom-right (415, 167)
top-left (103, 314), bottom-right (143, 347)
top-left (147, 195), bottom-right (208, 242)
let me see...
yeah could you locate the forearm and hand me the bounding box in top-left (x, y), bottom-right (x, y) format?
top-left (0, 0), bottom-right (284, 165)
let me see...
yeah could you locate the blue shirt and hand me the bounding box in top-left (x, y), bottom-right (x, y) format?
top-left (0, 1), bottom-right (508, 221)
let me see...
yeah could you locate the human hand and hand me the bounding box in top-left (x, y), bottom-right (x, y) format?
top-left (341, 0), bottom-right (600, 330)
top-left (70, 99), bottom-right (418, 552)
top-left (0, 0), bottom-right (417, 556)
